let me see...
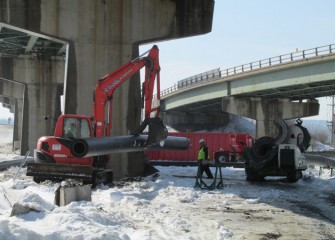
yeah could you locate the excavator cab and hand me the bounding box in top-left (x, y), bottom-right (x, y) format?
top-left (62, 117), bottom-right (91, 139)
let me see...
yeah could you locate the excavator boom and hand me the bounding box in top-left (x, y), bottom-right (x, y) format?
top-left (93, 45), bottom-right (167, 145)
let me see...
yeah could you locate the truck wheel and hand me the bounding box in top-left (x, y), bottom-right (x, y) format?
top-left (287, 171), bottom-right (302, 183)
top-left (215, 152), bottom-right (229, 163)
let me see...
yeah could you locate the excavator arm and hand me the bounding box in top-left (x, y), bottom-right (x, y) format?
top-left (93, 45), bottom-right (167, 145)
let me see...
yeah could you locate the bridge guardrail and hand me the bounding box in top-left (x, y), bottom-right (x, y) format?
top-left (160, 44), bottom-right (335, 97)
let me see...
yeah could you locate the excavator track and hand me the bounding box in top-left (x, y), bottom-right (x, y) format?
top-left (26, 162), bottom-right (113, 185)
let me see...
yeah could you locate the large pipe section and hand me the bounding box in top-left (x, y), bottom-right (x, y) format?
top-left (70, 135), bottom-right (190, 158)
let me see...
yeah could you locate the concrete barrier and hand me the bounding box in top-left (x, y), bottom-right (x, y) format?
top-left (54, 185), bottom-right (91, 207)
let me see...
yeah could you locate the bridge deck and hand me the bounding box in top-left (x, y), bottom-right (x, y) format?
top-left (160, 45), bottom-right (335, 113)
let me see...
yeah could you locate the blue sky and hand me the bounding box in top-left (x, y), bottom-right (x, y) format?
top-left (140, 0), bottom-right (335, 120)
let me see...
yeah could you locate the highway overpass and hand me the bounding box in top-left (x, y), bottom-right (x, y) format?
top-left (159, 44), bottom-right (335, 137)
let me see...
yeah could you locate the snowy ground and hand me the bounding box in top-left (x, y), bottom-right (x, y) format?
top-left (1, 125), bottom-right (335, 239)
top-left (0, 164), bottom-right (334, 240)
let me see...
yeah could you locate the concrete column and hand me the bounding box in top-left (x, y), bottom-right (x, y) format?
top-left (13, 58), bottom-right (65, 154)
top-left (222, 97), bottom-right (319, 138)
top-left (1, 0), bottom-right (214, 178)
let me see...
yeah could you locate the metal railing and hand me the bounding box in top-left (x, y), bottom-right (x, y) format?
top-left (160, 44), bottom-right (335, 97)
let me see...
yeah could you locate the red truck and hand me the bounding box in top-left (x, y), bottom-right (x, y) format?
top-left (145, 132), bottom-right (253, 163)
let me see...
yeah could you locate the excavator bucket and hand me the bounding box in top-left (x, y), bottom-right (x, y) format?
top-left (134, 117), bottom-right (168, 147)
top-left (145, 118), bottom-right (168, 146)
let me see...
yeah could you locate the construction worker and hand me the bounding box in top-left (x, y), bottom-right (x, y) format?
top-left (198, 139), bottom-right (214, 179)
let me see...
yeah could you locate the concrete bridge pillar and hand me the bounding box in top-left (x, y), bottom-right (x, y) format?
top-left (14, 58), bottom-right (65, 154)
top-left (1, 0), bottom-right (214, 178)
top-left (222, 97), bottom-right (319, 139)
top-left (0, 58), bottom-right (65, 154)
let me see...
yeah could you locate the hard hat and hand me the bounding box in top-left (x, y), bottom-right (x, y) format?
top-left (199, 139), bottom-right (205, 143)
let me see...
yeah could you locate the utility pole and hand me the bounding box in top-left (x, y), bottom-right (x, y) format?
top-left (327, 96), bottom-right (335, 147)
top-left (332, 96), bottom-right (335, 147)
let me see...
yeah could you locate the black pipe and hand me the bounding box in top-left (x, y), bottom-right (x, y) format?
top-left (70, 135), bottom-right (190, 158)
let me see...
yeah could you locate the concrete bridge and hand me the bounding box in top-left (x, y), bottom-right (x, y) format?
top-left (0, 0), bottom-right (215, 178)
top-left (159, 44), bottom-right (335, 138)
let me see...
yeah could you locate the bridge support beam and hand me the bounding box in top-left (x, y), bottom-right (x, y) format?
top-left (161, 111), bottom-right (231, 132)
top-left (222, 97), bottom-right (319, 138)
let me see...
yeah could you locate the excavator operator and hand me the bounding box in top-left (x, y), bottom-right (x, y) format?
top-left (66, 123), bottom-right (78, 139)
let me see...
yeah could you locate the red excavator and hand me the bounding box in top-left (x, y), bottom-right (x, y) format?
top-left (26, 45), bottom-right (189, 184)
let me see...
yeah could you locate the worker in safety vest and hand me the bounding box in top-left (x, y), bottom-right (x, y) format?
top-left (198, 139), bottom-right (213, 179)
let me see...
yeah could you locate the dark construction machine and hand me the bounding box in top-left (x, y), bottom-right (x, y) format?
top-left (26, 45), bottom-right (189, 184)
top-left (244, 118), bottom-right (310, 183)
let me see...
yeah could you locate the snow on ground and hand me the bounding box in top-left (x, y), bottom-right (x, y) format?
top-left (1, 124), bottom-right (335, 239)
top-left (0, 164), bottom-right (334, 240)
top-left (0, 143), bottom-right (20, 162)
